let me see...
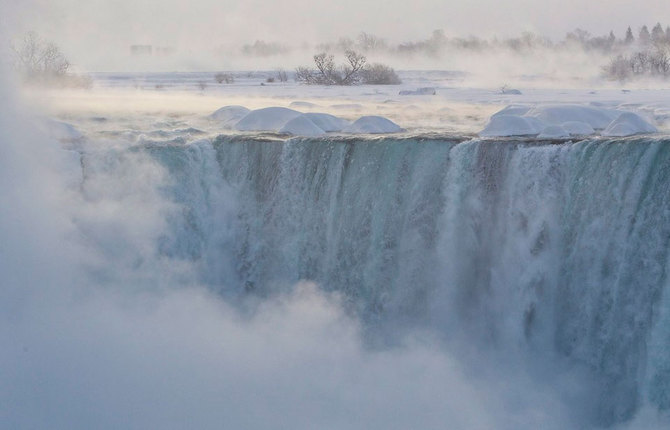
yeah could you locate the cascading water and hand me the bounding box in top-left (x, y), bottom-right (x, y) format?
top-left (91, 135), bottom-right (670, 427)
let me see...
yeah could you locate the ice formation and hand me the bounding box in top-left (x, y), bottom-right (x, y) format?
top-left (480, 104), bottom-right (658, 138)
top-left (342, 116), bottom-right (404, 134)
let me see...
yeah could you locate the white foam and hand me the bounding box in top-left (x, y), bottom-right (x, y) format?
top-left (40, 118), bottom-right (83, 142)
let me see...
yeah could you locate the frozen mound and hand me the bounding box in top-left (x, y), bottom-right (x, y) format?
top-left (479, 115), bottom-right (542, 137)
top-left (279, 115), bottom-right (326, 137)
top-left (40, 118), bottom-right (83, 141)
top-left (399, 87), bottom-right (436, 96)
top-left (480, 104), bottom-right (658, 138)
top-left (289, 101), bottom-right (319, 109)
top-left (342, 116), bottom-right (403, 134)
top-left (562, 121), bottom-right (595, 136)
top-left (209, 105), bottom-right (250, 128)
top-left (602, 112), bottom-right (658, 137)
top-left (538, 125), bottom-right (569, 139)
top-left (525, 105), bottom-right (619, 130)
top-left (303, 113), bottom-right (350, 132)
top-left (491, 105), bottom-right (532, 118)
top-left (330, 104), bottom-right (363, 110)
top-left (234, 107), bottom-right (302, 132)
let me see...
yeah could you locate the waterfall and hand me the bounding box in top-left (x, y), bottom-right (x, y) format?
top-left (99, 135), bottom-right (670, 426)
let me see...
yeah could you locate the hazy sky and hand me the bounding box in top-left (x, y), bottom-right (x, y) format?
top-left (4, 0), bottom-right (670, 69)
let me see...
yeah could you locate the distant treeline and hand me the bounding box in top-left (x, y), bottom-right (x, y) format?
top-left (238, 24), bottom-right (670, 81)
top-left (240, 24), bottom-right (670, 57)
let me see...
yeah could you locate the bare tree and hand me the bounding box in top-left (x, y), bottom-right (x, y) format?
top-left (13, 32), bottom-right (70, 80)
top-left (296, 50), bottom-right (367, 85)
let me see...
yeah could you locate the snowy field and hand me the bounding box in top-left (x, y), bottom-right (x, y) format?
top-left (23, 70), bottom-right (670, 143)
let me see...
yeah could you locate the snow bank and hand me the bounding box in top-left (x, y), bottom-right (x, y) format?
top-left (479, 115), bottom-right (542, 137)
top-left (279, 116), bottom-right (326, 136)
top-left (303, 113), bottom-right (350, 132)
top-left (210, 105), bottom-right (250, 128)
top-left (480, 104), bottom-right (658, 138)
top-left (342, 116), bottom-right (403, 134)
top-left (234, 107), bottom-right (302, 132)
top-left (602, 112), bottom-right (658, 137)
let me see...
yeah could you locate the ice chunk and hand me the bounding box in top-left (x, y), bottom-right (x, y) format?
top-left (479, 115), bottom-right (543, 137)
top-left (601, 112), bottom-right (658, 137)
top-left (279, 115), bottom-right (326, 136)
top-left (234, 107), bottom-right (302, 132)
top-left (342, 116), bottom-right (403, 134)
top-left (303, 113), bottom-right (350, 132)
top-left (209, 105), bottom-right (250, 128)
top-left (561, 121), bottom-right (595, 136)
top-left (538, 125), bottom-right (570, 139)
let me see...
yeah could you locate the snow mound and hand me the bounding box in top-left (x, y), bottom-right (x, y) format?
top-left (525, 105), bottom-right (619, 130)
top-left (538, 125), bottom-right (569, 139)
top-left (561, 121), bottom-right (595, 136)
top-left (399, 87), bottom-right (436, 96)
top-left (303, 113), bottom-right (350, 132)
top-left (279, 115), bottom-right (326, 136)
top-left (479, 115), bottom-right (541, 137)
top-left (602, 112), bottom-right (658, 137)
top-left (210, 105), bottom-right (250, 128)
top-left (234, 107), bottom-right (302, 132)
top-left (342, 116), bottom-right (403, 134)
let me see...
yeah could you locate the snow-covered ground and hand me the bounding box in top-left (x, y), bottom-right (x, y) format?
top-left (23, 70), bottom-right (670, 142)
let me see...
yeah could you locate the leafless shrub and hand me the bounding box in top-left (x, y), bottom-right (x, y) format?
top-left (360, 63), bottom-right (401, 84)
top-left (214, 72), bottom-right (234, 84)
top-left (276, 69), bottom-right (288, 82)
